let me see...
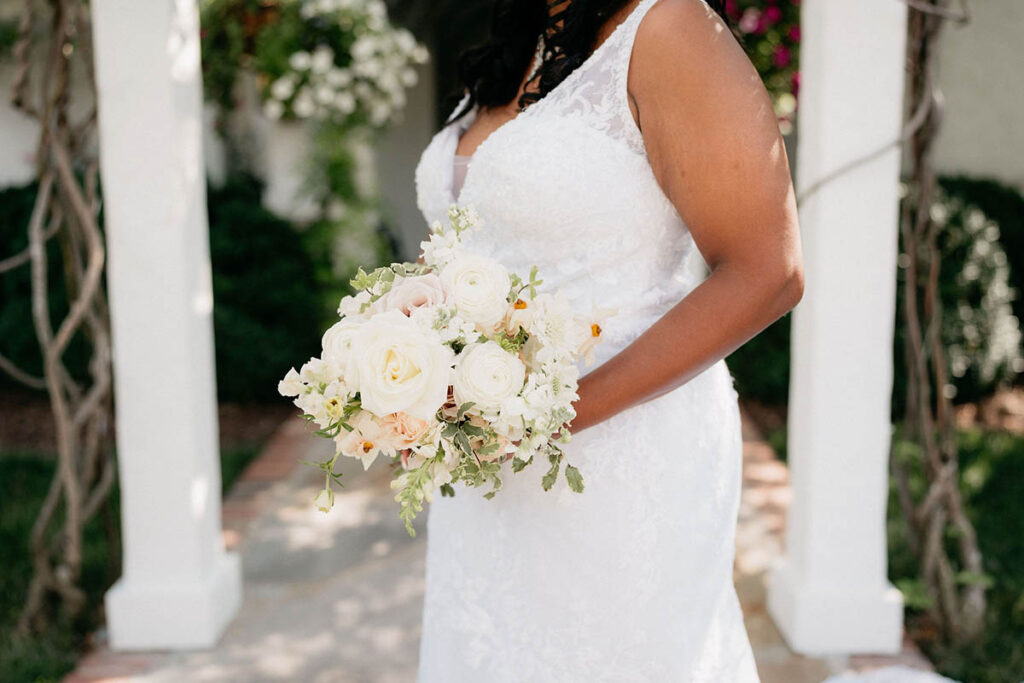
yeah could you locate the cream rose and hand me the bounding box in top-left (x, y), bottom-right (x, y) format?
top-left (440, 254), bottom-right (511, 330)
top-left (346, 310), bottom-right (454, 420)
top-left (378, 273), bottom-right (448, 316)
top-left (453, 341), bottom-right (527, 415)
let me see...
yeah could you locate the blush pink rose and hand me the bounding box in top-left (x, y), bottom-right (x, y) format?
top-left (378, 274), bottom-right (448, 316)
top-left (378, 411), bottom-right (434, 450)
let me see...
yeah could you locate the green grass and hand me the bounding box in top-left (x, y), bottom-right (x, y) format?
top-left (0, 452), bottom-right (116, 682)
top-left (0, 443), bottom-right (264, 681)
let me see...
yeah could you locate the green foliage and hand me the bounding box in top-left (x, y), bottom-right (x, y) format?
top-left (207, 174), bottom-right (324, 401)
top-left (726, 313), bottom-right (791, 405)
top-left (888, 429), bottom-right (1024, 682)
top-left (0, 440), bottom-right (270, 681)
top-left (0, 178), bottom-right (327, 403)
top-left (0, 19), bottom-right (18, 60)
top-left (0, 183), bottom-right (95, 394)
top-left (728, 177), bottom-right (1024, 409)
top-left (893, 181), bottom-right (1023, 413)
top-left (940, 176), bottom-right (1024, 330)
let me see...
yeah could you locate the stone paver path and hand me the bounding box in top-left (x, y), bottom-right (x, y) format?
top-left (69, 411), bottom-right (932, 683)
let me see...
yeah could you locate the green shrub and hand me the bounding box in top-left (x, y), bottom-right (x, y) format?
top-left (888, 429), bottom-right (1024, 682)
top-left (0, 453), bottom-right (119, 682)
top-left (1, 178), bottom-right (325, 403)
top-left (0, 184), bottom-right (94, 393)
top-left (207, 174), bottom-right (323, 401)
top-left (728, 176), bottom-right (1024, 409)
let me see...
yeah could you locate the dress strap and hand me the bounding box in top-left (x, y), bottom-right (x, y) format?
top-left (606, 0), bottom-right (663, 154)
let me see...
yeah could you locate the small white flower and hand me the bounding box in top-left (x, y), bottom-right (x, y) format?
top-left (333, 91), bottom-right (356, 114)
top-left (263, 100), bottom-right (285, 120)
top-left (311, 45), bottom-right (335, 73)
top-left (277, 367), bottom-right (304, 396)
top-left (289, 50), bottom-right (312, 71)
top-left (313, 488), bottom-right (334, 512)
top-left (293, 89), bottom-right (316, 118)
top-left (326, 68), bottom-right (353, 88)
top-left (270, 76), bottom-right (296, 101)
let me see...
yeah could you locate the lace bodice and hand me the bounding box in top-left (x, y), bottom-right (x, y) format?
top-left (415, 0), bottom-right (700, 367)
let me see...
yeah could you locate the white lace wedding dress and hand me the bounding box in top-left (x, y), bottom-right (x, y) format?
top-left (413, 1), bottom-right (758, 680)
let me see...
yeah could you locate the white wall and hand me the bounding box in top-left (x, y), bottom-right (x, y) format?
top-left (377, 60), bottom-right (436, 260)
top-left (934, 0), bottom-right (1024, 190)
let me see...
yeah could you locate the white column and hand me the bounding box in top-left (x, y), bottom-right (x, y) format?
top-left (92, 0), bottom-right (241, 650)
top-left (767, 0), bottom-right (907, 655)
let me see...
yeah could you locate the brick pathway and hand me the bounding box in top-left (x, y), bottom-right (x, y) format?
top-left (68, 410), bottom-right (934, 683)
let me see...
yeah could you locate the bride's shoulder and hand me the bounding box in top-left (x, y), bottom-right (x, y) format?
top-left (629, 0), bottom-right (752, 99)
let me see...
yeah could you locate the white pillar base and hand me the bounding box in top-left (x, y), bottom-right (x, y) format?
top-left (768, 559), bottom-right (904, 656)
top-left (105, 551), bottom-right (242, 651)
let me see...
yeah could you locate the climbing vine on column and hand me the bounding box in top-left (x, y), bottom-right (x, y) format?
top-left (0, 0), bottom-right (117, 634)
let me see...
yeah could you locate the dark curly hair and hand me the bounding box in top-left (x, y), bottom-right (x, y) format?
top-left (445, 0), bottom-right (728, 122)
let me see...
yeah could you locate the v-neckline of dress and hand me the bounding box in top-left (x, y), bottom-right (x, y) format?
top-left (445, 0), bottom-right (651, 205)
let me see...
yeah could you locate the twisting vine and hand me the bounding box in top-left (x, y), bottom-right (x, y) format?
top-left (893, 0), bottom-right (987, 643)
top-left (1, 0), bottom-right (117, 634)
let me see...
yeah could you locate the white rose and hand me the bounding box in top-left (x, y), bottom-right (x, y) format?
top-left (346, 310), bottom-right (454, 420)
top-left (441, 254), bottom-right (511, 330)
top-left (453, 341), bottom-right (526, 416)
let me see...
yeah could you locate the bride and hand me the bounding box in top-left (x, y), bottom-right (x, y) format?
top-left (413, 0), bottom-right (802, 680)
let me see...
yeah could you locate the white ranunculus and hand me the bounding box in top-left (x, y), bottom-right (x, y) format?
top-left (441, 254), bottom-right (511, 330)
top-left (453, 341), bottom-right (526, 416)
top-left (346, 310), bottom-right (454, 420)
top-left (321, 319), bottom-right (361, 370)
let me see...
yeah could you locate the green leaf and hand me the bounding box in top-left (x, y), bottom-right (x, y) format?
top-left (512, 454), bottom-right (533, 473)
top-left (462, 423), bottom-right (486, 437)
top-left (541, 453), bottom-right (561, 492)
top-left (955, 570), bottom-right (995, 589)
top-left (454, 430), bottom-right (474, 458)
top-left (456, 401), bottom-right (475, 421)
top-left (440, 483), bottom-right (455, 497)
top-left (564, 464), bottom-right (584, 493)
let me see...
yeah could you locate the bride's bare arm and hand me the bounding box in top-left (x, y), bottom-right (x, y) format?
top-left (570, 0), bottom-right (803, 432)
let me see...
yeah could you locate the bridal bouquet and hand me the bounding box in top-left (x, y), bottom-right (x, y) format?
top-left (278, 205), bottom-right (609, 534)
